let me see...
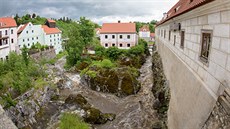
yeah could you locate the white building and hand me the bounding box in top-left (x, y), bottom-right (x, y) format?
top-left (155, 0), bottom-right (230, 129)
top-left (0, 17), bottom-right (18, 60)
top-left (17, 19), bottom-right (62, 54)
top-left (100, 22), bottom-right (138, 49)
top-left (139, 25), bottom-right (150, 40)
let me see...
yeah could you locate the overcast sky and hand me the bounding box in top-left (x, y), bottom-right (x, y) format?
top-left (0, 0), bottom-right (178, 24)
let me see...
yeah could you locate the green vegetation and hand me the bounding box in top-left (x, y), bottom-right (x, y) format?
top-left (0, 52), bottom-right (46, 108)
top-left (135, 19), bottom-right (157, 33)
top-left (91, 59), bottom-right (116, 69)
top-left (59, 113), bottom-right (89, 129)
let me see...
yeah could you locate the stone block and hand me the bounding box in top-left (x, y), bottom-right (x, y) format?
top-left (207, 61), bottom-right (217, 76)
top-left (197, 66), bottom-right (207, 81)
top-left (214, 24), bottom-right (230, 38)
top-left (227, 56), bottom-right (230, 72)
top-left (208, 12), bottom-right (221, 24)
top-left (215, 64), bottom-right (226, 81)
top-left (189, 50), bottom-right (196, 60)
top-left (194, 26), bottom-right (202, 34)
top-left (191, 17), bottom-right (198, 26)
top-left (221, 10), bottom-right (230, 23)
top-left (212, 37), bottom-right (221, 49)
top-left (205, 72), bottom-right (220, 94)
top-left (191, 34), bottom-right (198, 43)
top-left (192, 43), bottom-right (200, 53)
top-left (198, 15), bottom-right (208, 25)
top-left (210, 49), bottom-right (228, 68)
top-left (220, 38), bottom-right (230, 54)
top-left (203, 25), bottom-right (214, 30)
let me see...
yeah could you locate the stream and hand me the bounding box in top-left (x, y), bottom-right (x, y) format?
top-left (59, 56), bottom-right (157, 129)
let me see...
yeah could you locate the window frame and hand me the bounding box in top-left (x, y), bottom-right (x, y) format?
top-left (199, 29), bottom-right (213, 64)
top-left (180, 30), bottom-right (185, 49)
top-left (127, 35), bottom-right (131, 39)
top-left (105, 35), bottom-right (108, 39)
top-left (112, 35), bottom-right (115, 39)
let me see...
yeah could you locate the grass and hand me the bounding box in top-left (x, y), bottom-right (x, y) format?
top-left (91, 59), bottom-right (116, 69)
top-left (59, 113), bottom-right (89, 129)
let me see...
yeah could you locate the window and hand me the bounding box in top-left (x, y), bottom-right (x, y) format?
top-left (50, 40), bottom-right (52, 42)
top-left (174, 35), bottom-right (176, 46)
top-left (112, 35), bottom-right (115, 39)
top-left (105, 43), bottom-right (108, 47)
top-left (6, 56), bottom-right (8, 60)
top-left (120, 44), bottom-right (122, 47)
top-left (50, 35), bottom-right (52, 38)
top-left (105, 35), bottom-right (108, 39)
top-left (112, 44), bottom-right (115, 46)
top-left (127, 35), bottom-right (130, 39)
top-left (11, 39), bottom-right (14, 43)
top-left (5, 30), bottom-right (7, 35)
top-left (164, 30), bottom-right (166, 38)
top-left (120, 35), bottom-right (123, 39)
top-left (27, 38), bottom-right (29, 41)
top-left (28, 43), bottom-right (30, 46)
top-left (32, 37), bottom-right (34, 40)
top-left (127, 44), bottom-right (130, 47)
top-left (180, 30), bottom-right (185, 48)
top-left (37, 37), bottom-right (38, 39)
top-left (26, 31), bottom-right (28, 34)
top-left (32, 30), bottom-right (34, 33)
top-left (23, 39), bottom-right (25, 42)
top-left (169, 31), bottom-right (171, 41)
top-left (11, 30), bottom-right (13, 34)
top-left (200, 30), bottom-right (212, 63)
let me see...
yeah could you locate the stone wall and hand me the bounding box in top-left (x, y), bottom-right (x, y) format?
top-left (29, 48), bottom-right (56, 61)
top-left (0, 105), bottom-right (17, 129)
top-left (202, 88), bottom-right (230, 129)
top-left (155, 1), bottom-right (230, 129)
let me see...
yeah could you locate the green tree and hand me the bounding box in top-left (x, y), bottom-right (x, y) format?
top-left (79, 17), bottom-right (95, 53)
top-left (22, 45), bottom-right (29, 66)
top-left (65, 25), bottom-right (84, 67)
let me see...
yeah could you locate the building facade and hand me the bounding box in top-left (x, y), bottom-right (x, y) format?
top-left (139, 25), bottom-right (150, 41)
top-left (155, 0), bottom-right (230, 129)
top-left (100, 22), bottom-right (138, 49)
top-left (0, 17), bottom-right (18, 60)
top-left (17, 19), bottom-right (62, 54)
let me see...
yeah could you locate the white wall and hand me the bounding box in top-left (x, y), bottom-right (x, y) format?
top-left (0, 27), bottom-right (18, 60)
top-left (156, 0), bottom-right (230, 129)
top-left (139, 31), bottom-right (150, 38)
top-left (100, 33), bottom-right (137, 49)
top-left (18, 23), bottom-right (45, 49)
top-left (44, 33), bottom-right (62, 54)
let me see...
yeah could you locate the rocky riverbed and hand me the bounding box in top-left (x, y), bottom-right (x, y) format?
top-left (4, 50), bottom-right (169, 129)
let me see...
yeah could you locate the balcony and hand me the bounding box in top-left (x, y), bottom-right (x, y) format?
top-left (0, 39), bottom-right (9, 49)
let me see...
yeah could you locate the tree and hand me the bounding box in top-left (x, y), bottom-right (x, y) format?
top-left (22, 45), bottom-right (29, 66)
top-left (78, 17), bottom-right (95, 53)
top-left (65, 24), bottom-right (84, 67)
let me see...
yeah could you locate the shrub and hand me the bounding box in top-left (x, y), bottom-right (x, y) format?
top-left (91, 59), bottom-right (116, 69)
top-left (59, 113), bottom-right (89, 129)
top-left (105, 47), bottom-right (123, 60)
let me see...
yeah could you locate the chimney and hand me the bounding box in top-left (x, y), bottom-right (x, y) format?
top-left (118, 20), bottom-right (121, 23)
top-left (163, 12), bottom-right (168, 19)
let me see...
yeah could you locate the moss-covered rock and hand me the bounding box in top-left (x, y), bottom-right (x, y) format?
top-left (83, 67), bottom-right (140, 97)
top-left (65, 94), bottom-right (88, 107)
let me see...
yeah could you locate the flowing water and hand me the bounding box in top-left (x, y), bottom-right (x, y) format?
top-left (61, 56), bottom-right (157, 129)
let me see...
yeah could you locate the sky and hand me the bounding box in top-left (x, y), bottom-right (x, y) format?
top-left (0, 0), bottom-right (178, 24)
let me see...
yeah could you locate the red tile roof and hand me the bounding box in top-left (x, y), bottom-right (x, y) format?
top-left (100, 23), bottom-right (136, 34)
top-left (139, 25), bottom-right (150, 32)
top-left (157, 0), bottom-right (214, 26)
top-left (0, 17), bottom-right (17, 29)
top-left (17, 23), bottom-right (29, 34)
top-left (42, 25), bottom-right (61, 34)
top-left (95, 28), bottom-right (101, 32)
top-left (47, 19), bottom-right (56, 23)
top-left (150, 33), bottom-right (155, 37)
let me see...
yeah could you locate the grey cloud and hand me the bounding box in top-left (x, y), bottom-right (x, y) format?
top-left (0, 0), bottom-right (178, 23)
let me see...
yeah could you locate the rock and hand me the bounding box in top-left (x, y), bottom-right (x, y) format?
top-left (84, 67), bottom-right (140, 97)
top-left (152, 121), bottom-right (163, 129)
top-left (65, 94), bottom-right (88, 107)
top-left (84, 107), bottom-right (101, 124)
top-left (102, 113), bottom-right (116, 121)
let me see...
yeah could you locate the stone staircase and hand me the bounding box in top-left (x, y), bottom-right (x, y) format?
top-left (219, 88), bottom-right (230, 115)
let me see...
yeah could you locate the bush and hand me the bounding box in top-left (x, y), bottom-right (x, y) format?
top-left (105, 47), bottom-right (123, 60)
top-left (91, 59), bottom-right (116, 69)
top-left (59, 113), bottom-right (89, 129)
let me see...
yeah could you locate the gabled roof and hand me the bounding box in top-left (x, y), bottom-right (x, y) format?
top-left (0, 17), bottom-right (17, 29)
top-left (42, 25), bottom-right (61, 34)
top-left (95, 28), bottom-right (101, 32)
top-left (17, 23), bottom-right (30, 34)
top-left (47, 19), bottom-right (56, 23)
top-left (150, 33), bottom-right (155, 37)
top-left (139, 25), bottom-right (150, 32)
top-left (157, 0), bottom-right (214, 26)
top-left (100, 23), bottom-right (136, 34)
